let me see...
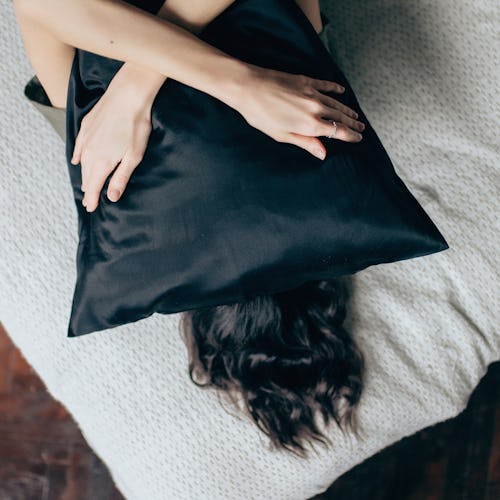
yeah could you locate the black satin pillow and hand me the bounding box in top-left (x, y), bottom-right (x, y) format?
top-left (65, 0), bottom-right (449, 337)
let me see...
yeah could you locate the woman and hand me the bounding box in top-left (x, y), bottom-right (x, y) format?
top-left (14, 0), bottom-right (365, 457)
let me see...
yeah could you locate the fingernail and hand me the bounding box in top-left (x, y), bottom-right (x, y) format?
top-left (109, 189), bottom-right (121, 201)
top-left (314, 148), bottom-right (326, 160)
top-left (356, 133), bottom-right (363, 140)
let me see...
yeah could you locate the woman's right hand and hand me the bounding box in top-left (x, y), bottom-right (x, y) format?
top-left (237, 65), bottom-right (366, 160)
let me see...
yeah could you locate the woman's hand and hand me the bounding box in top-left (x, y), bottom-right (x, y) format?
top-left (237, 65), bottom-right (366, 160)
top-left (70, 63), bottom-right (364, 213)
top-left (70, 71), bottom-right (158, 213)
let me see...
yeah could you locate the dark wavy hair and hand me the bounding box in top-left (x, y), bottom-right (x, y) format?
top-left (179, 278), bottom-right (365, 458)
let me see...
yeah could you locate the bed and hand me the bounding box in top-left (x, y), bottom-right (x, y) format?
top-left (0, 0), bottom-right (498, 498)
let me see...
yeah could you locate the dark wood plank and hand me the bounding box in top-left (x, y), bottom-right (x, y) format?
top-left (0, 322), bottom-right (125, 500)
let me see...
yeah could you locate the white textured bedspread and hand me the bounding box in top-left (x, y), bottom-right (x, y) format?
top-left (0, 0), bottom-right (498, 498)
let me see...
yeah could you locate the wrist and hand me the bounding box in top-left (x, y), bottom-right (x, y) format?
top-left (207, 58), bottom-right (257, 111)
top-left (112, 61), bottom-right (167, 102)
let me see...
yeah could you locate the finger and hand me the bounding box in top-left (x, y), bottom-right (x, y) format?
top-left (314, 89), bottom-right (359, 119)
top-left (81, 160), bottom-right (88, 206)
top-left (281, 132), bottom-right (326, 160)
top-left (107, 148), bottom-right (143, 202)
top-left (319, 118), bottom-right (363, 143)
top-left (71, 131), bottom-right (84, 165)
top-left (313, 78), bottom-right (345, 94)
top-left (80, 150), bottom-right (94, 193)
top-left (319, 105), bottom-right (365, 133)
top-left (81, 153), bottom-right (88, 194)
top-left (83, 161), bottom-right (115, 212)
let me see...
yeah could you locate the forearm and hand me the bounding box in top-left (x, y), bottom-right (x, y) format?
top-left (15, 0), bottom-right (250, 109)
top-left (115, 4), bottom-right (186, 101)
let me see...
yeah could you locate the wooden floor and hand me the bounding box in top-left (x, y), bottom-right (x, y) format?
top-left (0, 321), bottom-right (498, 500)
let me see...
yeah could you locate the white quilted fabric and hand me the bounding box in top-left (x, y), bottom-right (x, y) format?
top-left (1, 0), bottom-right (498, 498)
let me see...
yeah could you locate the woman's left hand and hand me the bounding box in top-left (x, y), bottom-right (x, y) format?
top-left (70, 71), bottom-right (156, 213)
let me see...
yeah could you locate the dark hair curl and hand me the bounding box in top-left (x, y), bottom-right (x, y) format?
top-left (180, 278), bottom-right (365, 458)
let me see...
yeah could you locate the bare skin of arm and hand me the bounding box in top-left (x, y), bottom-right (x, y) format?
top-left (13, 0), bottom-right (364, 135)
top-left (13, 0), bottom-right (365, 211)
top-left (14, 0), bottom-right (259, 212)
top-left (13, 0), bottom-right (324, 110)
top-left (13, 0), bottom-right (253, 110)
top-left (87, 0), bottom-right (254, 108)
